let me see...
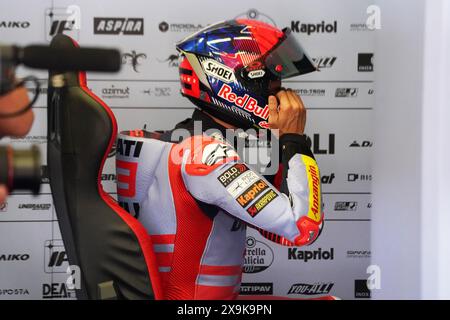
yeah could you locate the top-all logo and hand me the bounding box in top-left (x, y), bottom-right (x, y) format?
top-left (94, 17), bottom-right (144, 35)
top-left (45, 7), bottom-right (80, 41)
top-left (234, 9), bottom-right (277, 26)
top-left (243, 236), bottom-right (274, 273)
top-left (358, 53), bottom-right (374, 72)
top-left (44, 240), bottom-right (68, 273)
top-left (287, 282), bottom-right (334, 296)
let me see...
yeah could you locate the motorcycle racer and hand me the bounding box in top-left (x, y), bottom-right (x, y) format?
top-left (116, 19), bottom-right (324, 300)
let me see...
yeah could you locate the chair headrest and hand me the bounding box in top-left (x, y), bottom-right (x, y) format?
top-left (48, 34), bottom-right (87, 88)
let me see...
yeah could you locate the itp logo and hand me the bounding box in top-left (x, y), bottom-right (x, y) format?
top-left (45, 6), bottom-right (81, 41)
top-left (366, 5), bottom-right (381, 30)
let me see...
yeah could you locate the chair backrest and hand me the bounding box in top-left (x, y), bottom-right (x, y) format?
top-left (47, 34), bottom-right (162, 300)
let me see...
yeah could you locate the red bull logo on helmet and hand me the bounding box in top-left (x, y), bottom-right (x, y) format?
top-left (218, 84), bottom-right (270, 123)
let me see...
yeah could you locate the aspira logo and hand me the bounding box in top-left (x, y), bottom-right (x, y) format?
top-left (288, 248), bottom-right (334, 262)
top-left (243, 236), bottom-right (274, 273)
top-left (202, 59), bottom-right (235, 83)
top-left (94, 17), bottom-right (144, 35)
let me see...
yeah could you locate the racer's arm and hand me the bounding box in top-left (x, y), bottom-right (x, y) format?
top-left (180, 133), bottom-right (323, 247)
top-left (257, 133), bottom-right (322, 246)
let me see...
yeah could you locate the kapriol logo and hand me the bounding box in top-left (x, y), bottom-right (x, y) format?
top-left (243, 236), bottom-right (274, 273)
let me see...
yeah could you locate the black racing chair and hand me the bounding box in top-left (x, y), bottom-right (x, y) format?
top-left (47, 34), bottom-right (162, 300)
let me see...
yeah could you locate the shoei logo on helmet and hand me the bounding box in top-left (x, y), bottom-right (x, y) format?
top-left (248, 70), bottom-right (265, 79)
top-left (202, 59), bottom-right (235, 83)
top-left (218, 84), bottom-right (270, 121)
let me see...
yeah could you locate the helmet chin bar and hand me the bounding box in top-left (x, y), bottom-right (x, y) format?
top-left (184, 94), bottom-right (258, 130)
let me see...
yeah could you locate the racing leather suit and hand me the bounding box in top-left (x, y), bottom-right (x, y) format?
top-left (116, 109), bottom-right (324, 300)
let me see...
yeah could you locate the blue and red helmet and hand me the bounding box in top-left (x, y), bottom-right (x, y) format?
top-left (176, 19), bottom-right (317, 129)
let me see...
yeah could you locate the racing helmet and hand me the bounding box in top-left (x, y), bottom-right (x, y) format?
top-left (176, 19), bottom-right (317, 129)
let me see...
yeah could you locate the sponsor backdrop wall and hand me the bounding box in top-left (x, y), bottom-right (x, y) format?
top-left (0, 0), bottom-right (374, 300)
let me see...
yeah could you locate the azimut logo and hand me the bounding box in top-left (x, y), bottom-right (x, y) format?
top-left (94, 17), bottom-right (144, 35)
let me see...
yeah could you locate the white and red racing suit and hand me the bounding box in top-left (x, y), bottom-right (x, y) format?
top-left (116, 109), bottom-right (324, 300)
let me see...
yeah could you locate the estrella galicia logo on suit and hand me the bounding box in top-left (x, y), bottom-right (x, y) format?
top-left (240, 283), bottom-right (273, 295)
top-left (94, 17), bottom-right (144, 35)
top-left (287, 282), bottom-right (334, 295)
top-left (243, 236), bottom-right (274, 273)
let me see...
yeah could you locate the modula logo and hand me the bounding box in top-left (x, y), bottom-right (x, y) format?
top-left (94, 17), bottom-right (144, 35)
top-left (243, 236), bottom-right (274, 273)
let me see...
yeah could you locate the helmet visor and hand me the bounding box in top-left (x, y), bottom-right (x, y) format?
top-left (265, 28), bottom-right (317, 79)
